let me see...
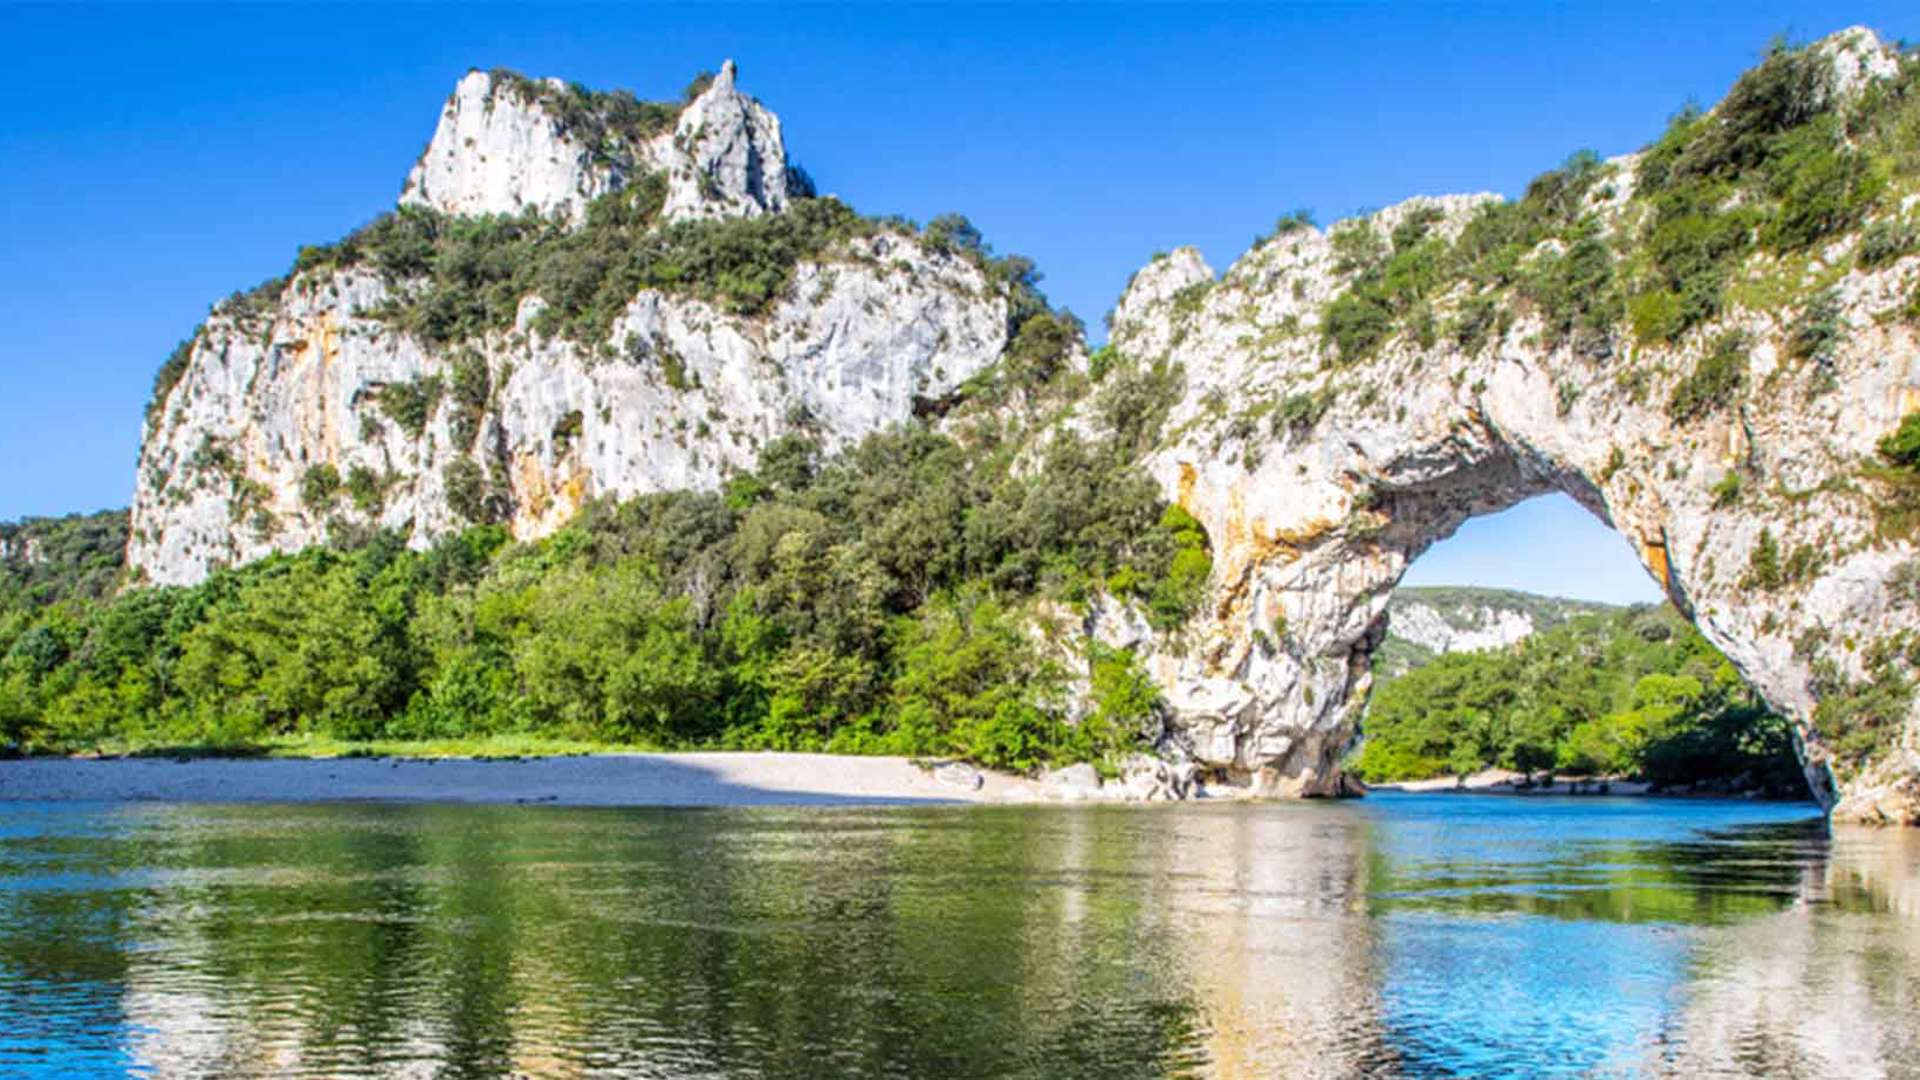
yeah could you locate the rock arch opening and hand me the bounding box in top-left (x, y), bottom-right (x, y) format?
top-left (1350, 491), bottom-right (1807, 800)
top-left (1155, 413), bottom-right (1842, 813)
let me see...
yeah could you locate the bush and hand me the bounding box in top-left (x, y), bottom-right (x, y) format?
top-left (1322, 290), bottom-right (1395, 362)
top-left (444, 459), bottom-right (490, 523)
top-left (378, 376), bottom-right (444, 438)
top-left (1711, 470), bottom-right (1743, 508)
top-left (301, 464), bottom-right (342, 513)
top-left (1760, 121), bottom-right (1885, 251)
top-left (346, 467), bottom-right (386, 515)
top-left (1672, 41), bottom-right (1830, 183)
top-left (1273, 389), bottom-right (1331, 436)
top-left (1879, 412), bottom-right (1920, 469)
top-left (1146, 505), bottom-right (1212, 630)
top-left (1858, 219), bottom-right (1919, 268)
top-left (1787, 289), bottom-right (1845, 363)
top-left (1742, 527), bottom-right (1783, 591)
top-left (146, 333), bottom-right (199, 428)
top-left (1667, 333), bottom-right (1746, 422)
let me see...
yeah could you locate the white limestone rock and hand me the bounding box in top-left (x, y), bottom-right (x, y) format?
top-left (1387, 602), bottom-right (1537, 657)
top-left (1040, 762), bottom-right (1105, 801)
top-left (1104, 28), bottom-right (1920, 819)
top-left (132, 62), bottom-right (1012, 586)
top-left (400, 59), bottom-right (793, 224)
top-left (130, 234), bottom-right (1008, 584)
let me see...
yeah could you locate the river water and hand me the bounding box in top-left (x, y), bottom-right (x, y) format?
top-left (0, 793), bottom-right (1915, 1078)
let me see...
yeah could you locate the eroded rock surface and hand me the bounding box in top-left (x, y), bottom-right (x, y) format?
top-left (132, 65), bottom-right (1010, 585)
top-left (399, 59), bottom-right (796, 224)
top-left (1109, 28), bottom-right (1920, 820)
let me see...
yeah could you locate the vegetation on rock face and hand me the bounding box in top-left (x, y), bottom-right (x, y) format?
top-left (483, 66), bottom-right (708, 166)
top-left (233, 186), bottom-right (1050, 366)
top-left (1869, 411), bottom-right (1920, 542)
top-left (1353, 603), bottom-right (1802, 792)
top-left (1303, 35), bottom-right (1920, 375)
top-left (0, 413), bottom-right (1203, 771)
top-left (145, 335), bottom-right (198, 430)
top-left (0, 511), bottom-right (128, 609)
top-left (1371, 586), bottom-right (1614, 676)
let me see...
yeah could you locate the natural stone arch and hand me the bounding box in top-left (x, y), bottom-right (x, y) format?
top-left (1110, 188), bottom-right (1917, 820)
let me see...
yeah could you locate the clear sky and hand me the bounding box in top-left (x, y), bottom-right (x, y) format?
top-left (2, 3), bottom-right (1910, 603)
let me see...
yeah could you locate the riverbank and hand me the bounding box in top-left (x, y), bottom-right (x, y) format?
top-left (1365, 767), bottom-right (1784, 798)
top-left (0, 752), bottom-right (1055, 807)
top-left (0, 751), bottom-right (1784, 809)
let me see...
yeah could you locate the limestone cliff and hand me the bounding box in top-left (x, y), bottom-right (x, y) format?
top-left (131, 63), bottom-right (1013, 586)
top-left (399, 60), bottom-right (799, 224)
top-left (127, 29), bottom-right (1920, 821)
top-left (1374, 587), bottom-right (1612, 675)
top-left (1108, 28), bottom-right (1920, 821)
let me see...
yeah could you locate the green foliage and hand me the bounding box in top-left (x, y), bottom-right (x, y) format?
top-left (1787, 288), bottom-right (1846, 366)
top-left (378, 375), bottom-right (444, 438)
top-left (0, 419), bottom-right (1204, 769)
top-left (488, 68), bottom-right (687, 164)
top-left (1329, 223), bottom-right (1386, 275)
top-left (1666, 332), bottom-right (1746, 422)
top-left (888, 595), bottom-right (1064, 770)
top-left (1858, 219), bottom-right (1919, 268)
top-left (1259, 208), bottom-right (1316, 246)
top-left (1322, 290), bottom-right (1395, 362)
top-left (1742, 527), bottom-right (1785, 591)
top-left (1878, 411), bottom-right (1920, 469)
top-left (0, 510), bottom-right (128, 609)
top-left (1635, 182), bottom-right (1757, 341)
top-left (146, 333), bottom-right (198, 428)
top-left (1002, 311), bottom-right (1078, 390)
top-left (443, 459), bottom-right (491, 524)
top-left (1085, 344), bottom-right (1121, 383)
top-left (1711, 470), bottom-right (1743, 508)
top-left (1093, 353), bottom-right (1183, 458)
top-left (346, 467), bottom-right (386, 516)
top-left (1813, 652), bottom-right (1913, 770)
top-left (302, 193), bottom-right (902, 348)
top-left (1353, 605), bottom-right (1800, 793)
top-left (552, 410), bottom-right (584, 456)
top-left (300, 464), bottom-right (342, 513)
top-left (1144, 505), bottom-right (1212, 631)
top-left (447, 351), bottom-right (492, 447)
top-left (1272, 388), bottom-right (1332, 436)
top-left (1521, 220), bottom-right (1617, 349)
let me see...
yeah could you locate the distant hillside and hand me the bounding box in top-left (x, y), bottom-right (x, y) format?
top-left (0, 510), bottom-right (127, 609)
top-left (1374, 586), bottom-right (1619, 677)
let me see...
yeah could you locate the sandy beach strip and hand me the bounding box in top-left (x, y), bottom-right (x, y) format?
top-left (0, 752), bottom-right (1046, 808)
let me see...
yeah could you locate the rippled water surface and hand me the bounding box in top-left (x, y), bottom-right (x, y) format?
top-left (2, 793), bottom-right (1917, 1077)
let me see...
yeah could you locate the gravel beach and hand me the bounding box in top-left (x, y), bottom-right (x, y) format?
top-left (0, 752), bottom-right (1044, 807)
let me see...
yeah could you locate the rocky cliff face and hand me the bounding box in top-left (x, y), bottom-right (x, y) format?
top-left (128, 29), bottom-right (1920, 821)
top-left (1375, 587), bottom-right (1612, 675)
top-left (1108, 28), bottom-right (1920, 820)
top-left (399, 60), bottom-right (798, 224)
top-left (131, 63), bottom-right (1011, 586)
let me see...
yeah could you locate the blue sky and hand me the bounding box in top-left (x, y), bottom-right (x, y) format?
top-left (2, 3), bottom-right (1911, 603)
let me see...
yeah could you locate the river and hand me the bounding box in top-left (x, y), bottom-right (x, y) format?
top-left (0, 793), bottom-right (1914, 1077)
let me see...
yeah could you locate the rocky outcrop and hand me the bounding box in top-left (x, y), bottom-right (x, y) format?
top-left (1387, 600), bottom-right (1534, 657)
top-left (125, 27), bottom-right (1920, 823)
top-left (131, 66), bottom-right (1012, 585)
top-left (1382, 587), bottom-right (1611, 663)
top-left (400, 59), bottom-right (796, 224)
top-left (1109, 28), bottom-right (1920, 820)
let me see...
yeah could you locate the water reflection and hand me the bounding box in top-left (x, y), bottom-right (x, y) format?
top-left (0, 795), bottom-right (1915, 1077)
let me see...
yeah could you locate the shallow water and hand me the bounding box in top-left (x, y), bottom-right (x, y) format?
top-left (0, 793), bottom-right (1915, 1078)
